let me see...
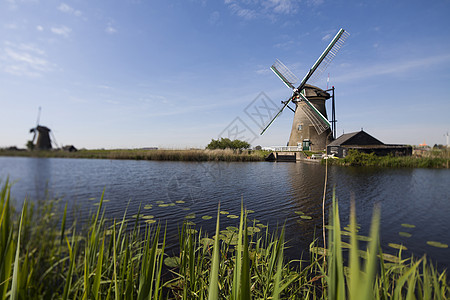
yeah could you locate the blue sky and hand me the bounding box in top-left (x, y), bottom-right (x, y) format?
top-left (1, 0), bottom-right (449, 149)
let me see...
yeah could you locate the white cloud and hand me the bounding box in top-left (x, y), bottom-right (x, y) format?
top-left (36, 25), bottom-right (44, 31)
top-left (51, 26), bottom-right (71, 37)
top-left (209, 11), bottom-right (220, 25)
top-left (105, 23), bottom-right (117, 34)
top-left (334, 54), bottom-right (450, 84)
top-left (0, 42), bottom-right (52, 77)
top-left (4, 23), bottom-right (18, 30)
top-left (224, 0), bottom-right (303, 20)
top-left (58, 3), bottom-right (82, 17)
top-left (321, 33), bottom-right (332, 41)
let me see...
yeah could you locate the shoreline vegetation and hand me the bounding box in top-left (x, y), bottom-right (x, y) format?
top-left (324, 149), bottom-right (450, 169)
top-left (1, 182), bottom-right (449, 298)
top-left (0, 148), bottom-right (270, 162)
top-left (1, 147), bottom-right (449, 168)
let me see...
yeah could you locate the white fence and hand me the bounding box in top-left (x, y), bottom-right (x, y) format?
top-left (262, 146), bottom-right (301, 152)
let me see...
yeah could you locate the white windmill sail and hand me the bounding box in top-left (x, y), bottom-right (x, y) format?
top-left (298, 93), bottom-right (331, 135)
top-left (270, 59), bottom-right (298, 90)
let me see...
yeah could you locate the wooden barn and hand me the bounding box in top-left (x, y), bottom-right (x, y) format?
top-left (327, 130), bottom-right (412, 158)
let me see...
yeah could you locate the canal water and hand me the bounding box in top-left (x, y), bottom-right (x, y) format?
top-left (0, 156), bottom-right (449, 269)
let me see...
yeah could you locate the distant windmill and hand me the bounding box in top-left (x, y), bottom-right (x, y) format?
top-left (29, 107), bottom-right (57, 150)
top-left (261, 28), bottom-right (349, 151)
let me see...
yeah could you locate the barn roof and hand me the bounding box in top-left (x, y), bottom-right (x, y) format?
top-left (328, 130), bottom-right (384, 147)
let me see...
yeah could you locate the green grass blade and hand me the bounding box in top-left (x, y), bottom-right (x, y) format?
top-left (93, 234), bottom-right (105, 299)
top-left (10, 202), bottom-right (26, 300)
top-left (60, 202), bottom-right (67, 244)
top-left (361, 207), bottom-right (380, 300)
top-left (207, 206), bottom-right (221, 300)
top-left (272, 228), bottom-right (285, 300)
top-left (348, 201), bottom-right (360, 299)
top-left (241, 212), bottom-right (251, 300)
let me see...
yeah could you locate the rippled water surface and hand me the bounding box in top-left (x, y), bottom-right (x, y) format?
top-left (1, 156), bottom-right (449, 268)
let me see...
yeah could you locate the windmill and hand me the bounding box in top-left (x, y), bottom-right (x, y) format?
top-left (261, 28), bottom-right (349, 151)
top-left (29, 107), bottom-right (57, 150)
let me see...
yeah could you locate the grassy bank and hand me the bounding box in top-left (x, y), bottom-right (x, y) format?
top-left (0, 148), bottom-right (270, 162)
top-left (1, 182), bottom-right (448, 299)
top-left (324, 149), bottom-right (450, 168)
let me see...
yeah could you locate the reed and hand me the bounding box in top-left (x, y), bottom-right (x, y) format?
top-left (325, 149), bottom-right (450, 168)
top-left (0, 148), bottom-right (270, 162)
top-left (0, 181), bottom-right (448, 299)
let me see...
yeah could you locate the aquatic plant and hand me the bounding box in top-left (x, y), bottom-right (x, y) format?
top-left (0, 181), bottom-right (448, 299)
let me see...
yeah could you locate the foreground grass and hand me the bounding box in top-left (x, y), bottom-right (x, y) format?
top-left (324, 149), bottom-right (450, 168)
top-left (0, 148), bottom-right (270, 162)
top-left (1, 182), bottom-right (449, 299)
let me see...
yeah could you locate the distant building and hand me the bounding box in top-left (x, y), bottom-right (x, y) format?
top-left (327, 130), bottom-right (412, 158)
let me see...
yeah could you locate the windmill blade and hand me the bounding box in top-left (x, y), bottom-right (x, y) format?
top-left (298, 94), bottom-right (331, 135)
top-left (296, 28), bottom-right (349, 94)
top-left (50, 131), bottom-right (59, 149)
top-left (30, 129), bottom-right (37, 143)
top-left (260, 28), bottom-right (348, 136)
top-left (270, 59), bottom-right (298, 90)
top-left (260, 94), bottom-right (296, 135)
top-left (36, 106), bottom-right (41, 127)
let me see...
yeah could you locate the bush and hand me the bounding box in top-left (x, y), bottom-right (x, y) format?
top-left (206, 138), bottom-right (250, 150)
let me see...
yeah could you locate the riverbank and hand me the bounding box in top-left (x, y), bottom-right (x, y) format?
top-left (0, 148), bottom-right (270, 162)
top-left (1, 182), bottom-right (448, 298)
top-left (323, 149), bottom-right (450, 168)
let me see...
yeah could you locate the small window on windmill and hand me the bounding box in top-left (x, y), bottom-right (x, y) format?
top-left (298, 124), bottom-right (302, 131)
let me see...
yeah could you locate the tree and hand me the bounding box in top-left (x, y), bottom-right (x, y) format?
top-left (26, 140), bottom-right (35, 151)
top-left (206, 138), bottom-right (250, 150)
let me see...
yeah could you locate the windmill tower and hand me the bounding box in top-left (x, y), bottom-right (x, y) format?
top-left (261, 29), bottom-right (349, 151)
top-left (288, 84), bottom-right (333, 150)
top-left (29, 107), bottom-right (54, 150)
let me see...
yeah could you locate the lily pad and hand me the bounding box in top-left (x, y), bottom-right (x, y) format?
top-left (175, 200), bottom-right (185, 204)
top-left (164, 256), bottom-right (181, 268)
top-left (294, 211), bottom-right (304, 215)
top-left (142, 215), bottom-right (154, 219)
top-left (202, 215), bottom-right (213, 220)
top-left (144, 205), bottom-right (152, 209)
top-left (247, 227), bottom-right (261, 234)
top-left (145, 219), bottom-right (156, 224)
top-left (399, 232), bottom-right (412, 238)
top-left (380, 253), bottom-right (400, 263)
top-left (246, 210), bottom-right (254, 213)
top-left (388, 243), bottom-right (407, 250)
top-left (226, 226), bottom-right (239, 232)
top-left (88, 197), bottom-right (96, 200)
top-left (401, 223), bottom-right (416, 229)
top-left (300, 215), bottom-right (312, 220)
top-left (427, 241), bottom-right (448, 248)
top-left (220, 211), bottom-right (229, 215)
top-left (185, 213), bottom-right (196, 219)
top-left (182, 207), bottom-right (190, 211)
top-left (256, 223), bottom-right (267, 228)
top-left (158, 204), bottom-right (169, 207)
top-left (227, 214), bottom-right (239, 219)
top-left (185, 221), bottom-right (196, 226)
top-left (156, 201), bottom-right (164, 204)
